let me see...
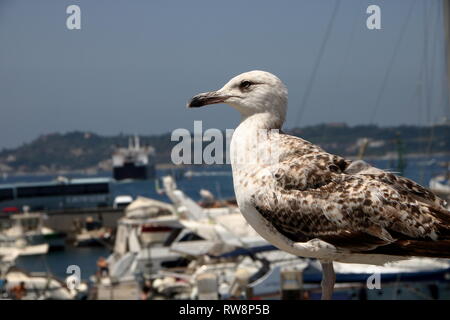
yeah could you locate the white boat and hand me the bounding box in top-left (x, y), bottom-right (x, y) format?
top-left (430, 174), bottom-right (450, 194)
top-left (2, 268), bottom-right (88, 300)
top-left (0, 243), bottom-right (48, 256)
top-left (0, 247), bottom-right (87, 300)
top-left (73, 216), bottom-right (112, 247)
top-left (0, 234), bottom-right (49, 257)
top-left (154, 176), bottom-right (450, 300)
top-left (94, 196), bottom-right (183, 298)
top-left (1, 212), bottom-right (66, 250)
top-left (429, 164), bottom-right (450, 207)
top-left (113, 195), bottom-right (133, 209)
top-left (95, 175), bottom-right (450, 300)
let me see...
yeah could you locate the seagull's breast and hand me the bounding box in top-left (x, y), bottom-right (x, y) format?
top-left (230, 125), bottom-right (295, 252)
top-left (230, 130), bottom-right (329, 258)
top-left (230, 116), bottom-right (342, 260)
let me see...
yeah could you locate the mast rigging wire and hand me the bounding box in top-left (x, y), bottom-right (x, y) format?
top-left (294, 0), bottom-right (341, 126)
top-left (369, 0), bottom-right (417, 124)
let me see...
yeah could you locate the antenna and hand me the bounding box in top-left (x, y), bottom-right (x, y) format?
top-left (135, 135), bottom-right (140, 150)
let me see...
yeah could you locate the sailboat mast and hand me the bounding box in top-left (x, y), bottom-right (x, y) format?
top-left (445, 0), bottom-right (450, 100)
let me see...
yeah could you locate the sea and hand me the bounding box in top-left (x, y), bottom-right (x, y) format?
top-left (3, 154), bottom-right (450, 283)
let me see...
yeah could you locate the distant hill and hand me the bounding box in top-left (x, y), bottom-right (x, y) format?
top-left (0, 123), bottom-right (449, 174)
top-left (291, 123), bottom-right (450, 157)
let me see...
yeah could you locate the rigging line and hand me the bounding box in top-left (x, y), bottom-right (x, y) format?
top-left (421, 3), bottom-right (444, 184)
top-left (334, 3), bottom-right (360, 88)
top-left (320, 3), bottom-right (360, 143)
top-left (422, 0), bottom-right (435, 126)
top-left (40, 254), bottom-right (53, 299)
top-left (420, 1), bottom-right (431, 162)
top-left (415, 3), bottom-right (434, 133)
top-left (419, 3), bottom-right (440, 183)
top-left (425, 3), bottom-right (442, 158)
top-left (423, 3), bottom-right (429, 122)
top-left (420, 2), bottom-right (440, 150)
top-left (369, 0), bottom-right (417, 124)
top-left (419, 0), bottom-right (439, 120)
top-left (426, 1), bottom-right (442, 114)
top-left (406, 75), bottom-right (422, 126)
top-left (439, 0), bottom-right (450, 119)
top-left (294, 0), bottom-right (341, 126)
top-left (418, 2), bottom-right (436, 184)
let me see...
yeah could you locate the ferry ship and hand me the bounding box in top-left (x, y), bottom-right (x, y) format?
top-left (112, 136), bottom-right (156, 181)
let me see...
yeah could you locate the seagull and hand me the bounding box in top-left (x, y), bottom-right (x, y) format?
top-left (187, 70), bottom-right (450, 299)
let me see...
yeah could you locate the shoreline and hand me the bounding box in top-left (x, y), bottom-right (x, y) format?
top-left (1, 151), bottom-right (449, 178)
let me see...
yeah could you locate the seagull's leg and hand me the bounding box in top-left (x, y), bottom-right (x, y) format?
top-left (320, 260), bottom-right (335, 300)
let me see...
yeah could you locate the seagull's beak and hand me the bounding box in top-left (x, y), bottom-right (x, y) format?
top-left (187, 91), bottom-right (229, 108)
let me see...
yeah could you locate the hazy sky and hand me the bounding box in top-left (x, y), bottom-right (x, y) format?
top-left (0, 0), bottom-right (448, 149)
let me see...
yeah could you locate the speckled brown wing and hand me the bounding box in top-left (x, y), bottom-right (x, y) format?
top-left (359, 171), bottom-right (448, 215)
top-left (250, 143), bottom-right (450, 256)
top-left (344, 160), bottom-right (450, 232)
top-left (252, 176), bottom-right (450, 256)
top-left (269, 132), bottom-right (352, 191)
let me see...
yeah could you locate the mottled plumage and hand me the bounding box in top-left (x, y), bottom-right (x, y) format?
top-left (188, 70), bottom-right (450, 299)
top-left (249, 130), bottom-right (450, 257)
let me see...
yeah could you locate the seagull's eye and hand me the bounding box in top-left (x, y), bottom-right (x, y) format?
top-left (239, 80), bottom-right (253, 90)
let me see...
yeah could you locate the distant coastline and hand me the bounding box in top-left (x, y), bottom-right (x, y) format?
top-left (1, 152), bottom-right (449, 178)
top-left (1, 123), bottom-right (449, 176)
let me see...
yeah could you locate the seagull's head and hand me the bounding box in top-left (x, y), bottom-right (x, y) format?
top-left (188, 70), bottom-right (288, 125)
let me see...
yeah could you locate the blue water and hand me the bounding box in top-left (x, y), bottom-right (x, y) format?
top-left (4, 154), bottom-right (450, 282)
top-left (16, 246), bottom-right (110, 281)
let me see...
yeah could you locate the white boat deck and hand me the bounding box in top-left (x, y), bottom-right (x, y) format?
top-left (96, 280), bottom-right (140, 300)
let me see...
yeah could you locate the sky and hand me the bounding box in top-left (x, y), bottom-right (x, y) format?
top-left (0, 0), bottom-right (448, 150)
